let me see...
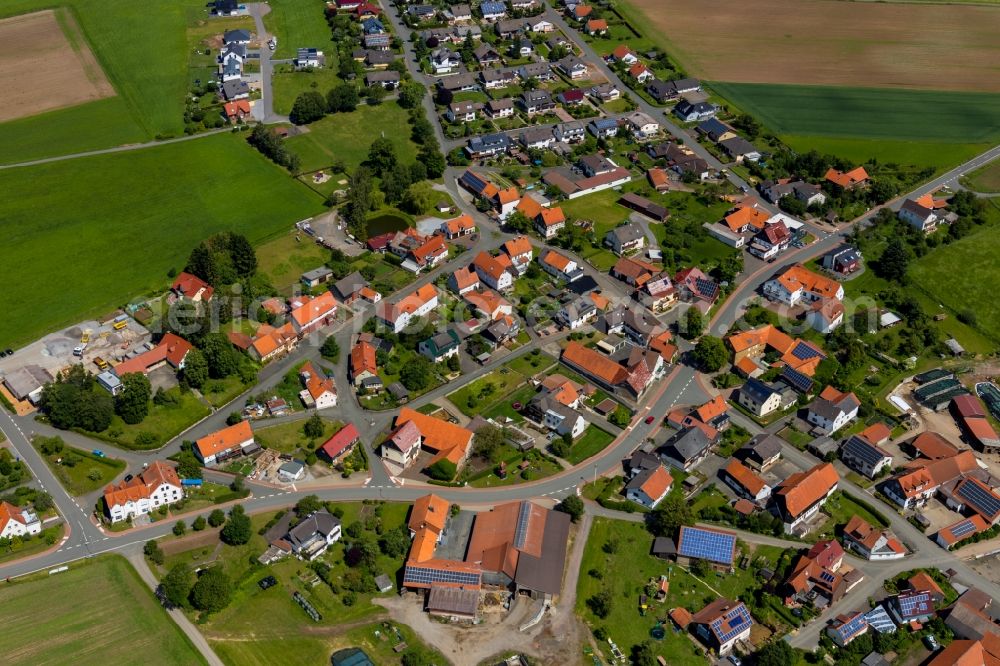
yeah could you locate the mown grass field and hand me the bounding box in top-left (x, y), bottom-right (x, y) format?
top-left (782, 135), bottom-right (990, 173)
top-left (709, 82), bottom-right (1000, 143)
top-left (0, 555), bottom-right (206, 666)
top-left (0, 0), bottom-right (203, 162)
top-left (285, 102), bottom-right (419, 172)
top-left (272, 67), bottom-right (344, 116)
top-left (260, 0), bottom-right (334, 60)
top-left (962, 159), bottom-right (1000, 194)
top-left (34, 441), bottom-right (126, 495)
top-left (0, 132), bottom-right (324, 347)
top-left (910, 205), bottom-right (1000, 344)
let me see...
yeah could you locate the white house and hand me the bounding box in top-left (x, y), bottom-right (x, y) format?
top-left (418, 329), bottom-right (461, 363)
top-left (556, 296), bottom-right (598, 330)
top-left (738, 378), bottom-right (783, 417)
top-left (376, 284), bottom-right (439, 333)
top-left (625, 465), bottom-right (673, 509)
top-left (0, 501), bottom-right (42, 538)
top-left (195, 420), bottom-right (256, 466)
top-left (102, 461), bottom-right (184, 523)
top-left (899, 198), bottom-right (938, 233)
top-left (763, 263), bottom-right (844, 307)
top-left (286, 509), bottom-right (342, 560)
top-left (541, 401), bottom-right (588, 439)
top-left (472, 251), bottom-right (514, 292)
top-left (806, 387), bottom-right (860, 435)
top-left (299, 361), bottom-right (337, 410)
top-left (842, 515), bottom-right (906, 561)
top-left (722, 460), bottom-right (772, 502)
top-left (382, 420), bottom-right (422, 468)
top-left (540, 250), bottom-right (580, 282)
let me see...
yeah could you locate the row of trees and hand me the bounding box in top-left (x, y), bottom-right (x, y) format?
top-left (39, 365), bottom-right (151, 431)
top-left (248, 124), bottom-right (300, 173)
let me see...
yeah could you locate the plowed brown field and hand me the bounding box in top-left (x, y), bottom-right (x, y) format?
top-left (0, 10), bottom-right (114, 122)
top-left (628, 0), bottom-right (1000, 92)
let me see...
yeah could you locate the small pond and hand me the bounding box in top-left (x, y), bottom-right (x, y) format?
top-left (367, 212), bottom-right (411, 236)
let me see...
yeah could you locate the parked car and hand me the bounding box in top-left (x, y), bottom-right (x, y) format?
top-left (644, 415), bottom-right (655, 424)
top-left (924, 635), bottom-right (939, 651)
top-left (727, 656), bottom-right (742, 666)
top-left (92, 450), bottom-right (105, 458)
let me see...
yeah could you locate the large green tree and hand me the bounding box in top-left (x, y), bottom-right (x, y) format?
top-left (115, 372), bottom-right (151, 424)
top-left (190, 567), bottom-right (232, 613)
top-left (289, 91), bottom-right (327, 125)
top-left (692, 335), bottom-right (728, 372)
top-left (220, 505), bottom-right (252, 545)
top-left (161, 563), bottom-right (194, 608)
top-left (182, 348), bottom-right (208, 388)
top-left (876, 237), bottom-right (911, 282)
top-left (366, 137), bottom-right (397, 176)
top-left (327, 84), bottom-right (359, 112)
top-left (645, 494), bottom-right (694, 537)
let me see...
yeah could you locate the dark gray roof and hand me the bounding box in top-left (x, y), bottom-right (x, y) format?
top-left (221, 79), bottom-right (249, 99)
top-left (652, 536), bottom-right (676, 556)
top-left (607, 222), bottom-right (645, 244)
top-left (287, 509), bottom-right (340, 549)
top-left (388, 382), bottom-right (409, 398)
top-left (512, 507), bottom-right (571, 594)
top-left (662, 426), bottom-right (711, 463)
top-left (628, 450), bottom-right (661, 474)
top-left (741, 378), bottom-right (778, 404)
top-left (741, 433), bottom-right (783, 462)
top-left (810, 392), bottom-right (860, 421)
top-left (842, 435), bottom-right (891, 467)
top-left (223, 29), bottom-right (251, 43)
top-left (719, 136), bottom-right (757, 156)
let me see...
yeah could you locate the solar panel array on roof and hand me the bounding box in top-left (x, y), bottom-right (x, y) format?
top-left (836, 613), bottom-right (868, 640)
top-left (712, 604), bottom-right (753, 643)
top-left (842, 436), bottom-right (888, 467)
top-left (820, 570), bottom-right (836, 583)
top-left (864, 606), bottom-right (896, 633)
top-left (403, 565), bottom-right (482, 587)
top-left (956, 480), bottom-right (1000, 519)
top-left (781, 366), bottom-right (813, 393)
top-left (898, 592), bottom-right (931, 618)
top-left (791, 341), bottom-right (823, 361)
top-left (678, 526), bottom-right (736, 565)
top-left (513, 502), bottom-right (531, 550)
top-left (949, 518), bottom-right (978, 539)
top-left (695, 278), bottom-right (719, 299)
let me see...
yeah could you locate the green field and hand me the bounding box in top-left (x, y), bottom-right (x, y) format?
top-left (564, 427), bottom-right (616, 465)
top-left (272, 67), bottom-right (345, 116)
top-left (910, 211), bottom-right (1000, 344)
top-left (34, 440), bottom-right (126, 495)
top-left (0, 555), bottom-right (206, 665)
top-left (285, 103), bottom-right (420, 173)
top-left (260, 0), bottom-right (334, 60)
top-left (709, 82), bottom-right (1000, 166)
top-left (0, 133), bottom-right (324, 347)
top-left (0, 0), bottom-right (207, 163)
top-left (962, 159), bottom-right (1000, 193)
top-left (783, 136), bottom-right (990, 172)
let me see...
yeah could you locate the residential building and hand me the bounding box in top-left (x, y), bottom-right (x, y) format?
top-left (319, 424), bottom-right (361, 464)
top-left (519, 90), bottom-right (555, 115)
top-left (773, 462), bottom-right (840, 534)
top-left (806, 386), bottom-right (860, 435)
top-left (521, 127), bottom-right (555, 150)
top-left (298, 361), bottom-right (337, 409)
top-left (825, 166), bottom-right (869, 190)
top-left (673, 100), bottom-right (717, 122)
top-left (0, 502), bottom-right (41, 539)
top-left (418, 329), bottom-right (461, 363)
top-left (540, 250), bottom-right (582, 282)
top-left (195, 420), bottom-right (256, 465)
top-left (463, 288), bottom-right (512, 321)
top-left (289, 291), bottom-right (338, 336)
top-left (102, 461), bottom-right (184, 523)
top-left (719, 137), bottom-right (760, 163)
top-left (888, 591), bottom-right (935, 625)
top-left (821, 245), bottom-right (862, 275)
top-left (287, 509), bottom-right (342, 560)
top-left (441, 214), bottom-right (476, 239)
top-left (881, 447), bottom-right (979, 509)
top-left (332, 271), bottom-right (370, 304)
top-left (604, 223), bottom-right (646, 256)
top-left (382, 408), bottom-right (474, 472)
top-left (722, 459), bottom-right (772, 502)
top-left (446, 101), bottom-right (480, 123)
top-left (843, 515), bottom-right (906, 561)
top-left (587, 117), bottom-right (619, 138)
top-left (737, 378), bottom-right (783, 417)
top-left (561, 341), bottom-right (653, 400)
top-left (466, 132), bottom-right (511, 158)
top-left (365, 71), bottom-right (402, 90)
top-left (673, 267), bottom-right (720, 311)
top-left (748, 221), bottom-right (791, 260)
top-left (376, 284), bottom-right (439, 333)
top-left (660, 426), bottom-right (714, 471)
top-left (112, 333), bottom-right (193, 378)
top-left (899, 197), bottom-right (938, 233)
top-left (171, 272), bottom-right (214, 302)
top-left (737, 434), bottom-right (782, 471)
top-left (556, 295), bottom-right (598, 330)
top-left (841, 427), bottom-right (893, 479)
top-left (619, 193), bottom-right (669, 222)
top-left (502, 236), bottom-right (533, 274)
top-left (484, 98), bottom-right (515, 119)
top-left (828, 611), bottom-right (870, 647)
top-left (449, 266), bottom-right (481, 295)
top-left (625, 465), bottom-right (673, 509)
top-left (690, 599), bottom-right (754, 656)
top-left (763, 263), bottom-right (844, 307)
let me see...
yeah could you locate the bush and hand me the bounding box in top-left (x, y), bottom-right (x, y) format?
top-left (172, 520), bottom-right (186, 536)
top-left (426, 459), bottom-right (457, 481)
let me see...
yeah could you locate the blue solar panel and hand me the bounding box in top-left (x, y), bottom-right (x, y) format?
top-left (678, 526), bottom-right (736, 565)
top-left (403, 565), bottom-right (481, 587)
top-left (781, 366), bottom-right (814, 393)
top-left (898, 592), bottom-right (931, 618)
top-left (836, 613), bottom-right (868, 641)
top-left (820, 571), bottom-right (835, 583)
top-left (711, 605), bottom-right (753, 643)
top-left (864, 606), bottom-right (897, 633)
top-left (956, 479), bottom-right (1000, 519)
top-left (695, 278), bottom-right (719, 299)
top-left (513, 502), bottom-right (531, 549)
top-left (791, 342), bottom-right (823, 361)
top-left (950, 519), bottom-right (977, 538)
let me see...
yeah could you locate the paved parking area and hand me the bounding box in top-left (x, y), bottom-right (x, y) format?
top-left (916, 498), bottom-right (961, 536)
top-left (762, 458), bottom-right (807, 488)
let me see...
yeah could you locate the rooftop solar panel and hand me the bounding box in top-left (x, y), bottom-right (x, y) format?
top-left (711, 604), bottom-right (753, 643)
top-left (513, 502), bottom-right (531, 549)
top-left (403, 565), bottom-right (481, 587)
top-left (820, 571), bottom-right (835, 583)
top-left (791, 342), bottom-right (822, 361)
top-left (842, 436), bottom-right (887, 467)
top-left (694, 278), bottom-right (719, 298)
top-left (864, 606), bottom-right (897, 633)
top-left (957, 480), bottom-right (1000, 519)
top-left (837, 613), bottom-right (868, 639)
top-left (678, 526), bottom-right (736, 565)
top-left (949, 519), bottom-right (977, 538)
top-left (898, 592), bottom-right (931, 617)
top-left (781, 366), bottom-right (814, 393)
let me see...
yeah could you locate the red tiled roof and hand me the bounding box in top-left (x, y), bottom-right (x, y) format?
top-left (320, 423), bottom-right (360, 461)
top-left (776, 463), bottom-right (839, 518)
top-left (171, 272), bottom-right (214, 300)
top-left (195, 420), bottom-right (253, 460)
top-left (113, 333), bottom-right (192, 377)
top-left (724, 460), bottom-right (768, 496)
top-left (825, 166), bottom-right (869, 188)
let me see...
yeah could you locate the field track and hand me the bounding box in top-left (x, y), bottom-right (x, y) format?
top-left (0, 10), bottom-right (114, 122)
top-left (626, 0), bottom-right (1000, 92)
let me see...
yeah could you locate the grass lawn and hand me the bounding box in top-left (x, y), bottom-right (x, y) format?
top-left (709, 82), bottom-right (1000, 169)
top-left (201, 375), bottom-right (252, 409)
top-left (34, 442), bottom-right (125, 495)
top-left (0, 555), bottom-right (206, 665)
top-left (467, 449), bottom-right (563, 488)
top-left (285, 102), bottom-right (419, 172)
top-left (254, 417), bottom-right (342, 455)
top-left (272, 67), bottom-right (344, 116)
top-left (482, 384), bottom-right (540, 423)
top-left (0, 524), bottom-right (64, 564)
top-left (261, 0), bottom-right (334, 60)
top-left (96, 388), bottom-right (210, 450)
top-left (166, 502), bottom-right (444, 664)
top-left (814, 491), bottom-right (889, 543)
top-left (506, 351), bottom-right (558, 378)
top-left (256, 231), bottom-right (330, 293)
top-left (564, 427), bottom-right (616, 465)
top-left (447, 368), bottom-right (528, 417)
top-left (577, 517), bottom-right (787, 665)
top-left (0, 0), bottom-right (202, 162)
top-left (0, 132), bottom-right (324, 348)
top-left (962, 159), bottom-right (1000, 194)
top-left (777, 426), bottom-right (811, 450)
top-left (560, 189), bottom-right (630, 226)
top-left (909, 209), bottom-right (1000, 345)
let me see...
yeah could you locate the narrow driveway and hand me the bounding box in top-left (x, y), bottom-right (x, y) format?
top-left (248, 3), bottom-right (288, 124)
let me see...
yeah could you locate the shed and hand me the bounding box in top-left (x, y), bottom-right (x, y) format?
top-left (374, 574), bottom-right (394, 593)
top-left (388, 382), bottom-right (410, 403)
top-left (651, 536), bottom-right (676, 559)
top-left (426, 583), bottom-right (479, 620)
top-left (946, 338), bottom-right (966, 356)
